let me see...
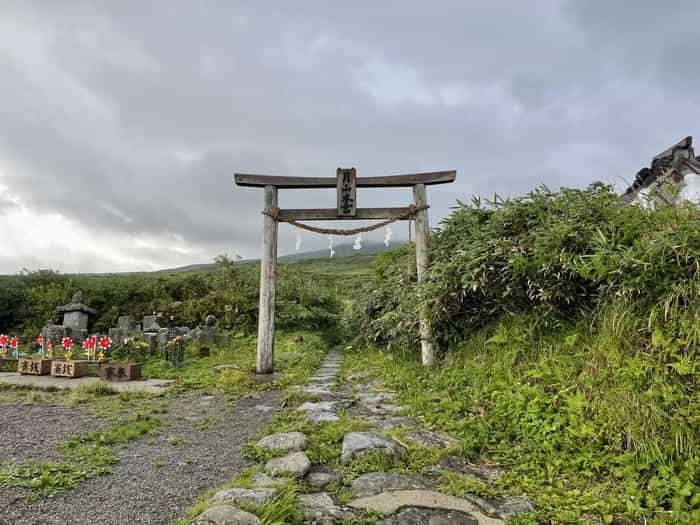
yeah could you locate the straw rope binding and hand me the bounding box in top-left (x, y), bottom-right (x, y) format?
top-left (262, 204), bottom-right (429, 236)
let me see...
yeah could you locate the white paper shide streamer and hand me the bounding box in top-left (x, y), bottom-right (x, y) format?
top-left (328, 235), bottom-right (335, 257)
top-left (353, 233), bottom-right (363, 250)
top-left (383, 225), bottom-right (393, 247)
top-left (295, 232), bottom-right (302, 251)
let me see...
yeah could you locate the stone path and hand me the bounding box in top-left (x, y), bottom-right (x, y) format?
top-left (191, 348), bottom-right (534, 524)
top-left (0, 372), bottom-right (176, 394)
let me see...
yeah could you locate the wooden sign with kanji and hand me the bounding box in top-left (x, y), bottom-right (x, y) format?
top-left (337, 167), bottom-right (357, 217)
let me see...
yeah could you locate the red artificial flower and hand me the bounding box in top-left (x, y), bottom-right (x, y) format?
top-left (62, 337), bottom-right (73, 350)
top-left (46, 339), bottom-right (53, 350)
top-left (99, 336), bottom-right (112, 349)
top-left (37, 335), bottom-right (44, 345)
top-left (9, 337), bottom-right (18, 349)
top-left (0, 335), bottom-right (7, 347)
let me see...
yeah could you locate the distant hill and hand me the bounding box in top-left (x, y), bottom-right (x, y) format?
top-left (158, 241), bottom-right (398, 274)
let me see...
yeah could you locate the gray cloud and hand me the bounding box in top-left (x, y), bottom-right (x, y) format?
top-left (0, 1), bottom-right (698, 273)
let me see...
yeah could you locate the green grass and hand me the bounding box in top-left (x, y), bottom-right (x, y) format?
top-left (141, 330), bottom-right (330, 394)
top-left (342, 309), bottom-right (700, 524)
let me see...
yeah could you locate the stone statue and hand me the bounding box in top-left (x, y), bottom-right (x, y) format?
top-left (72, 290), bottom-right (84, 304)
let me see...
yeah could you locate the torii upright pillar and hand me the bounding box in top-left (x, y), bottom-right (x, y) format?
top-left (413, 183), bottom-right (434, 366)
top-left (257, 185), bottom-right (278, 374)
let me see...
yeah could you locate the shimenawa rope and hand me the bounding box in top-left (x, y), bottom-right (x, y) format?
top-left (262, 204), bottom-right (429, 236)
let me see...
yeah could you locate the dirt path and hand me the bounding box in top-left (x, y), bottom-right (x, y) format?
top-left (0, 390), bottom-right (280, 525)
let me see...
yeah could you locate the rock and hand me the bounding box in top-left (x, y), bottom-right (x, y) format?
top-left (252, 472), bottom-right (278, 487)
top-left (436, 456), bottom-right (506, 484)
top-left (257, 432), bottom-right (309, 453)
top-left (340, 432), bottom-right (407, 465)
top-left (157, 327), bottom-right (170, 345)
top-left (463, 495), bottom-right (535, 520)
top-left (143, 315), bottom-right (161, 331)
top-left (213, 364), bottom-right (238, 373)
top-left (299, 385), bottom-right (337, 401)
top-left (298, 493), bottom-right (348, 524)
top-left (306, 411), bottom-right (340, 423)
top-left (357, 392), bottom-right (397, 405)
top-left (402, 430), bottom-right (460, 449)
top-left (265, 451), bottom-right (311, 477)
top-left (377, 507), bottom-right (479, 525)
top-left (366, 404), bottom-right (408, 415)
top-left (297, 401), bottom-right (344, 412)
top-left (348, 490), bottom-right (503, 525)
top-left (117, 315), bottom-right (133, 329)
top-left (305, 469), bottom-right (343, 490)
top-left (351, 472), bottom-right (435, 498)
top-left (205, 314), bottom-right (217, 326)
top-left (210, 487), bottom-right (278, 507)
top-left (364, 416), bottom-right (417, 430)
top-left (195, 505), bottom-right (259, 525)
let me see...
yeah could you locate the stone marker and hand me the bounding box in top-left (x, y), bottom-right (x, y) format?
top-left (56, 291), bottom-right (96, 332)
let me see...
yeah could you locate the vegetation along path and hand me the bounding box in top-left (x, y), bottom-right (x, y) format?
top-left (0, 387), bottom-right (280, 525)
top-left (185, 347), bottom-right (533, 524)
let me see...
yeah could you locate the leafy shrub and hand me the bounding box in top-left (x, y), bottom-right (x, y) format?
top-left (355, 183), bottom-right (700, 351)
top-left (0, 259), bottom-right (342, 341)
top-left (349, 183), bottom-right (700, 522)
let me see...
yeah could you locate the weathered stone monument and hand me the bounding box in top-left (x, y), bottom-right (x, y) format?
top-left (57, 291), bottom-right (96, 333)
top-left (108, 315), bottom-right (138, 344)
top-left (42, 290), bottom-right (97, 343)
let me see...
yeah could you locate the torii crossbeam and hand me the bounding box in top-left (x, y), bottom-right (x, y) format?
top-left (234, 169), bottom-right (457, 374)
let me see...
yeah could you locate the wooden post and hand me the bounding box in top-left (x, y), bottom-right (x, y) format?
top-left (413, 183), bottom-right (435, 367)
top-left (257, 185), bottom-right (278, 374)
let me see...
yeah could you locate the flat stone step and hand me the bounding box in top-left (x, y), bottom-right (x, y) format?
top-left (378, 507), bottom-right (479, 525)
top-left (341, 432), bottom-right (407, 464)
top-left (298, 492), bottom-right (352, 522)
top-left (265, 451), bottom-right (311, 477)
top-left (351, 472), bottom-right (435, 498)
top-left (195, 505), bottom-right (259, 525)
top-left (210, 487), bottom-right (278, 507)
top-left (305, 410), bottom-right (340, 423)
top-left (347, 490), bottom-right (504, 525)
top-left (256, 431), bottom-right (309, 453)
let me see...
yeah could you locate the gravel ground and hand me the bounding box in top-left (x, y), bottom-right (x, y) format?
top-left (0, 404), bottom-right (102, 463)
top-left (0, 390), bottom-right (281, 525)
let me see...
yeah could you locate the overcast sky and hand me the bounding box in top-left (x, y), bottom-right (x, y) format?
top-left (1, 1), bottom-right (698, 274)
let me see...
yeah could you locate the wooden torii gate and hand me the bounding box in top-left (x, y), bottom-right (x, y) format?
top-left (234, 169), bottom-right (457, 374)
